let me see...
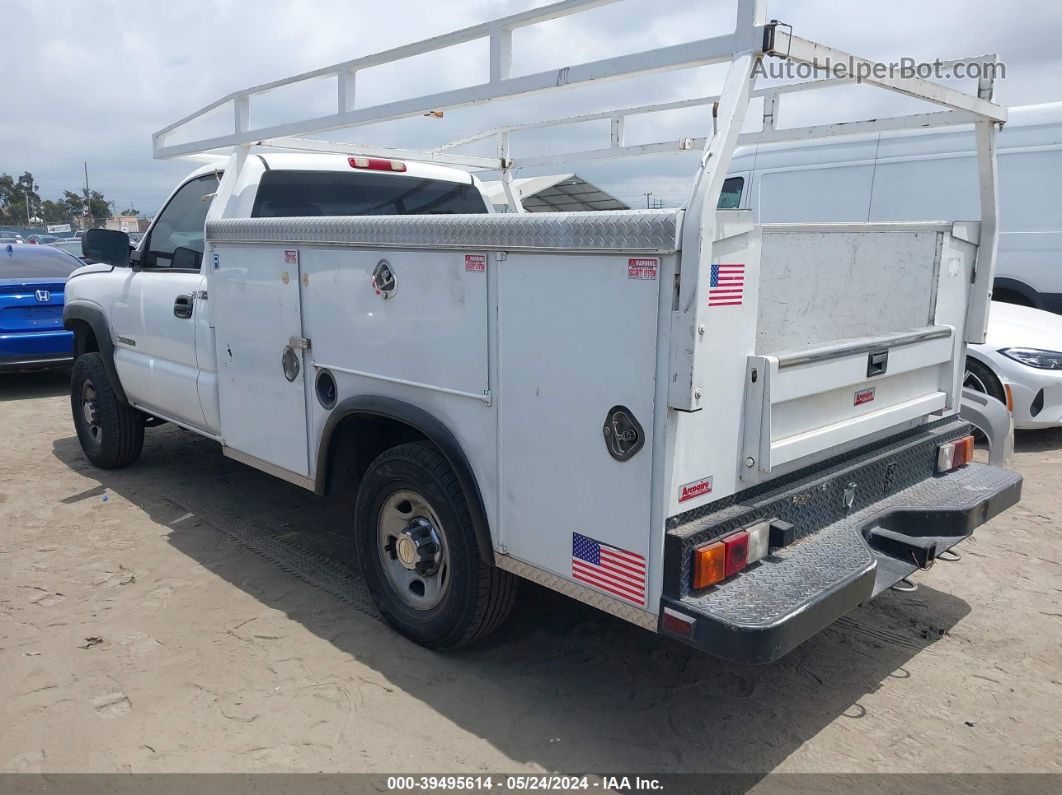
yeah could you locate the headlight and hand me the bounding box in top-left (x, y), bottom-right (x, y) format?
top-left (999, 347), bottom-right (1062, 370)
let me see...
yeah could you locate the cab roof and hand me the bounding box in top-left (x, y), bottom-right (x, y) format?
top-left (183, 152), bottom-right (476, 185)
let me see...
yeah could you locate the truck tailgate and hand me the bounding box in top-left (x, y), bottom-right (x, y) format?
top-left (741, 222), bottom-right (978, 478)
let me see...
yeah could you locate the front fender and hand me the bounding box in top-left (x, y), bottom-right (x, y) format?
top-left (63, 301), bottom-right (128, 405)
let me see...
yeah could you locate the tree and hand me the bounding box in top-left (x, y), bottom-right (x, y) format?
top-left (0, 171), bottom-right (41, 224)
top-left (0, 170), bottom-right (111, 227)
top-left (120, 206), bottom-right (140, 217)
top-left (87, 191), bottom-right (110, 223)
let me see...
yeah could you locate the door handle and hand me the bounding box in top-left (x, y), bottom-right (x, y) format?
top-left (173, 294), bottom-right (194, 319)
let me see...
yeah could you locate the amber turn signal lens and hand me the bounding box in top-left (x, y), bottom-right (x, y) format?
top-left (693, 541), bottom-right (726, 589)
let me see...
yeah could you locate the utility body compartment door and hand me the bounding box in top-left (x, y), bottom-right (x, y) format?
top-left (209, 243), bottom-right (310, 477)
top-left (497, 251), bottom-right (663, 609)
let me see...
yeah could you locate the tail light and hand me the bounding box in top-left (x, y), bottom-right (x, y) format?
top-left (723, 531), bottom-right (749, 576)
top-left (693, 541), bottom-right (725, 589)
top-left (692, 522), bottom-right (773, 590)
top-left (349, 156), bottom-right (407, 172)
top-left (937, 435), bottom-right (974, 473)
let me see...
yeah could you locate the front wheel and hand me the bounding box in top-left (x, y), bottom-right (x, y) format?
top-left (70, 353), bottom-right (144, 468)
top-left (354, 442), bottom-right (517, 649)
top-left (964, 357), bottom-right (1007, 405)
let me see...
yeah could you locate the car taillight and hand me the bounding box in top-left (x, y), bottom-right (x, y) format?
top-left (348, 156), bottom-right (407, 172)
top-left (937, 435), bottom-right (974, 473)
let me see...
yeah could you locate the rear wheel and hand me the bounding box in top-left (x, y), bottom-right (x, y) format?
top-left (70, 353), bottom-right (144, 468)
top-left (354, 442), bottom-right (517, 649)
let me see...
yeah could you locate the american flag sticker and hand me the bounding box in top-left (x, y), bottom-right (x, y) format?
top-left (708, 263), bottom-right (745, 307)
top-left (572, 532), bottom-right (646, 605)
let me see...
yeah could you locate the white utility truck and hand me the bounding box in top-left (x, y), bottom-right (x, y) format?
top-left (65, 0), bottom-right (1021, 662)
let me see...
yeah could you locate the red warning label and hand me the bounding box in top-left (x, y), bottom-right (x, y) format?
top-left (628, 257), bottom-right (658, 280)
top-left (465, 254), bottom-right (487, 272)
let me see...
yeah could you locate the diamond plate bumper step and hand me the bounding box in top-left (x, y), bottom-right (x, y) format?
top-left (661, 456), bottom-right (1021, 664)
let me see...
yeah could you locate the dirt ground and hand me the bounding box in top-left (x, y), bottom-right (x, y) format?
top-left (0, 369), bottom-right (1059, 776)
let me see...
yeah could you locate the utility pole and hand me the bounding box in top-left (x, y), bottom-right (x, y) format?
top-left (83, 162), bottom-right (91, 230)
top-left (643, 191), bottom-right (653, 209)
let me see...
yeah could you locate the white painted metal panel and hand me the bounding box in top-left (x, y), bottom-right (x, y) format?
top-left (497, 251), bottom-right (662, 605)
top-left (111, 269), bottom-right (208, 429)
top-left (210, 243), bottom-right (310, 476)
top-left (757, 226), bottom-right (945, 355)
top-left (299, 247), bottom-right (488, 400)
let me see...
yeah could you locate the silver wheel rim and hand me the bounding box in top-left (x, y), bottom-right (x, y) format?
top-left (80, 380), bottom-right (102, 444)
top-left (376, 489), bottom-right (450, 611)
top-left (963, 368), bottom-right (988, 394)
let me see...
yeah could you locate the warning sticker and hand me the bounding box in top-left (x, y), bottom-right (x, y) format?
top-left (283, 249), bottom-right (299, 265)
top-left (465, 254), bottom-right (487, 272)
top-left (679, 476), bottom-right (713, 503)
top-left (628, 257), bottom-right (658, 280)
top-left (854, 387), bottom-right (876, 406)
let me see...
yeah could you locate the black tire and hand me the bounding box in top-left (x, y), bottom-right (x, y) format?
top-left (70, 353), bottom-right (144, 469)
top-left (354, 441), bottom-right (517, 649)
top-left (964, 356), bottom-right (1007, 404)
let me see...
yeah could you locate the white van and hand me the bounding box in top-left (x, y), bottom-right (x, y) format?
top-left (724, 102), bottom-right (1062, 311)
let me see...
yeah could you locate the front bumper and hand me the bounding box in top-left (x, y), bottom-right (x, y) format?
top-left (661, 419), bottom-right (1022, 663)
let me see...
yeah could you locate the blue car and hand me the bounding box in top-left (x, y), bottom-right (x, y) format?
top-left (1, 243), bottom-right (80, 370)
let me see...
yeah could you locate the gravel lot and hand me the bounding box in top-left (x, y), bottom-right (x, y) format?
top-left (1, 369), bottom-right (1059, 776)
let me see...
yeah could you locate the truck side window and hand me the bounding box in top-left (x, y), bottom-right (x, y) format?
top-left (718, 176), bottom-right (744, 209)
top-left (141, 173), bottom-right (221, 270)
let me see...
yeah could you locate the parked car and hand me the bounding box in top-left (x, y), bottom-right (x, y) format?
top-left (0, 234), bottom-right (24, 244)
top-left (1, 243), bottom-right (79, 370)
top-left (966, 301), bottom-right (1062, 428)
top-left (25, 234), bottom-right (60, 245)
top-left (49, 239), bottom-right (96, 263)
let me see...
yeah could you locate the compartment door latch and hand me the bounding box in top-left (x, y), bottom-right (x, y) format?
top-left (603, 405), bottom-right (645, 461)
top-left (867, 349), bottom-right (889, 377)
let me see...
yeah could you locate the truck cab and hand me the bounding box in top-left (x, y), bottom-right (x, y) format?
top-left (66, 154), bottom-right (490, 437)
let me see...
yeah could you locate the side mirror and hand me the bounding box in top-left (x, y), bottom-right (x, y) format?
top-left (171, 246), bottom-right (201, 270)
top-left (83, 228), bottom-right (131, 267)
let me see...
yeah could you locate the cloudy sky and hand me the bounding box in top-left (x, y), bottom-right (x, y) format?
top-left (6, 0), bottom-right (1062, 214)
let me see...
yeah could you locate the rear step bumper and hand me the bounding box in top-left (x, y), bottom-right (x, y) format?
top-left (660, 422), bottom-right (1021, 664)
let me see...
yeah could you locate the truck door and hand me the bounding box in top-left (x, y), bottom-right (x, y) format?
top-left (209, 242), bottom-right (310, 479)
top-left (113, 173), bottom-right (220, 429)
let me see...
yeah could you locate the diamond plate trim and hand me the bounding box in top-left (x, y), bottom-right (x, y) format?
top-left (207, 209), bottom-right (682, 253)
top-left (494, 554), bottom-right (658, 630)
top-left (677, 462), bottom-right (1019, 627)
top-left (665, 418), bottom-right (977, 599)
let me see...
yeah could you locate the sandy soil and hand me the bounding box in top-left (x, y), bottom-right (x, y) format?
top-left (0, 369), bottom-right (1059, 775)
